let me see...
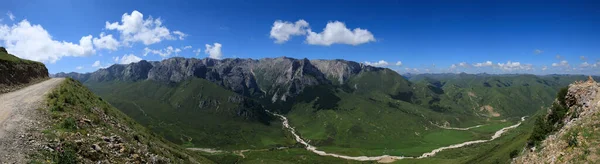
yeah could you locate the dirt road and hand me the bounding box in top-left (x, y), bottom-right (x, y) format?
top-left (0, 78), bottom-right (64, 162)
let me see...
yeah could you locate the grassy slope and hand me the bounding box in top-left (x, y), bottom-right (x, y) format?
top-left (78, 71), bottom-right (588, 163)
top-left (33, 78), bottom-right (213, 163)
top-left (85, 78), bottom-right (293, 150)
top-left (0, 49), bottom-right (49, 92)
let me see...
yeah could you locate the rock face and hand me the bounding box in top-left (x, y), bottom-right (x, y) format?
top-left (514, 77), bottom-right (600, 163)
top-left (54, 57), bottom-right (385, 102)
top-left (0, 47), bottom-right (49, 93)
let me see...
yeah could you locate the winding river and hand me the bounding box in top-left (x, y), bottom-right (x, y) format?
top-left (267, 110), bottom-right (527, 162)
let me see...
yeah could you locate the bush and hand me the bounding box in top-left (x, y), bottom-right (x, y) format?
top-left (509, 149), bottom-right (519, 158)
top-left (57, 147), bottom-right (77, 164)
top-left (527, 86), bottom-right (569, 147)
top-left (61, 117), bottom-right (77, 130)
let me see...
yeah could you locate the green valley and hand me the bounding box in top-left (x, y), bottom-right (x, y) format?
top-left (53, 57), bottom-right (594, 163)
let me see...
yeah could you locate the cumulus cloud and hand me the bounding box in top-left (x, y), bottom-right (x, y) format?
top-left (364, 60), bottom-right (389, 67)
top-left (76, 66), bottom-right (83, 70)
top-left (473, 61), bottom-right (493, 67)
top-left (269, 20), bottom-right (309, 43)
top-left (205, 43), bottom-right (222, 59)
top-left (6, 11), bottom-right (14, 21)
top-left (116, 54), bottom-right (142, 64)
top-left (552, 60), bottom-right (569, 67)
top-left (193, 48), bottom-right (201, 56)
top-left (0, 20), bottom-right (95, 63)
top-left (105, 10), bottom-right (180, 45)
top-left (173, 31), bottom-right (187, 40)
top-left (143, 46), bottom-right (181, 57)
top-left (542, 66), bottom-right (548, 71)
top-left (497, 61), bottom-right (533, 71)
top-left (183, 45), bottom-right (192, 49)
top-left (92, 60), bottom-right (101, 67)
top-left (404, 67), bottom-right (419, 73)
top-left (450, 62), bottom-right (470, 70)
top-left (395, 61), bottom-right (402, 66)
top-left (580, 62), bottom-right (590, 68)
top-left (92, 32), bottom-right (119, 51)
top-left (306, 21), bottom-right (375, 46)
top-left (533, 49), bottom-right (543, 54)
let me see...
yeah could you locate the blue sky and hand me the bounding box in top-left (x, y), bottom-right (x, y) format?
top-left (0, 0), bottom-right (599, 74)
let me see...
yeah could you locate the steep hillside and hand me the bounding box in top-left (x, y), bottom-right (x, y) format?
top-left (31, 78), bottom-right (213, 163)
top-left (0, 47), bottom-right (49, 93)
top-left (515, 77), bottom-right (600, 163)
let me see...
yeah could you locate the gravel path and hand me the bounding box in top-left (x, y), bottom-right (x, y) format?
top-left (0, 78), bottom-right (64, 163)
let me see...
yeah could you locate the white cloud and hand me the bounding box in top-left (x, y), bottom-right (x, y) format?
top-left (92, 60), bottom-right (101, 67)
top-left (403, 67), bottom-right (419, 73)
top-left (395, 61), bottom-right (402, 66)
top-left (270, 20), bottom-right (309, 43)
top-left (458, 62), bottom-right (469, 67)
top-left (173, 31), bottom-right (187, 40)
top-left (105, 10), bottom-right (179, 45)
top-left (533, 49), bottom-right (543, 54)
top-left (6, 11), bottom-right (15, 21)
top-left (580, 62), bottom-right (590, 68)
top-left (306, 21), bottom-right (375, 46)
top-left (364, 60), bottom-right (388, 67)
top-left (116, 54), bottom-right (142, 64)
top-left (0, 20), bottom-right (96, 63)
top-left (76, 66), bottom-right (83, 70)
top-left (542, 66), bottom-right (548, 71)
top-left (183, 45), bottom-right (192, 49)
top-left (193, 48), bottom-right (201, 56)
top-left (497, 61), bottom-right (533, 71)
top-left (143, 46), bottom-right (181, 57)
top-left (473, 61), bottom-right (493, 67)
top-left (92, 32), bottom-right (119, 51)
top-left (205, 43), bottom-right (222, 59)
top-left (552, 60), bottom-right (569, 67)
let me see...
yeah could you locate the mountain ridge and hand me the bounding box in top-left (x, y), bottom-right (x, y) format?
top-left (53, 57), bottom-right (392, 103)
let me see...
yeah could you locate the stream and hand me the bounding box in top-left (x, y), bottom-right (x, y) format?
top-left (267, 110), bottom-right (527, 162)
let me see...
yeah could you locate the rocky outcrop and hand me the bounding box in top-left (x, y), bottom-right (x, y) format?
top-left (54, 57), bottom-right (384, 102)
top-left (310, 59), bottom-right (380, 84)
top-left (515, 76), bottom-right (600, 163)
top-left (0, 47), bottom-right (49, 93)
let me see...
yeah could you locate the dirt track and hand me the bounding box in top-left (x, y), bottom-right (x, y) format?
top-left (0, 78), bottom-right (64, 163)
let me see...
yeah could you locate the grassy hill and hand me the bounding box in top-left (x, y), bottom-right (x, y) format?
top-left (86, 78), bottom-right (293, 150)
top-left (32, 78), bottom-right (214, 163)
top-left (0, 47), bottom-right (49, 93)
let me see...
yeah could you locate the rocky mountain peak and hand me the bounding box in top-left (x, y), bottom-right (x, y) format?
top-left (53, 57), bottom-right (394, 102)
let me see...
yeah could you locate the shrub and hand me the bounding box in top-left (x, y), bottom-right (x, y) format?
top-left (527, 86), bottom-right (569, 147)
top-left (61, 117), bottom-right (77, 130)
